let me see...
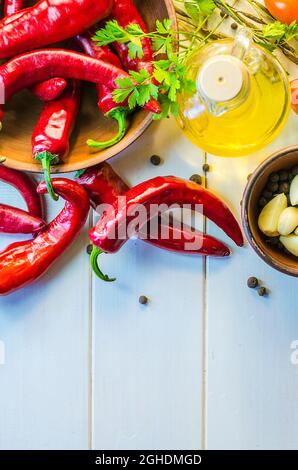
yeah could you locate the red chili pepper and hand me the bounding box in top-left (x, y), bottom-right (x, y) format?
top-left (76, 163), bottom-right (231, 265)
top-left (0, 49), bottom-right (132, 123)
top-left (0, 203), bottom-right (45, 234)
top-left (77, 32), bottom-right (128, 149)
top-left (30, 78), bottom-right (68, 102)
top-left (0, 0), bottom-right (113, 60)
top-left (111, 0), bottom-right (156, 78)
top-left (89, 175), bottom-right (243, 279)
top-left (0, 178), bottom-right (90, 296)
top-left (77, 32), bottom-right (160, 150)
top-left (2, 0), bottom-right (70, 103)
top-left (4, 0), bottom-right (24, 17)
top-left (0, 163), bottom-right (42, 218)
top-left (32, 80), bottom-right (81, 201)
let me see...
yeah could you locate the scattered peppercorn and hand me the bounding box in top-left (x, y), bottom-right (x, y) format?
top-left (190, 174), bottom-right (202, 185)
top-left (279, 182), bottom-right (289, 194)
top-left (202, 163), bottom-right (210, 172)
top-left (258, 286), bottom-right (267, 297)
top-left (139, 295), bottom-right (148, 305)
top-left (231, 22), bottom-right (238, 30)
top-left (269, 172), bottom-right (279, 183)
top-left (86, 244), bottom-right (93, 255)
top-left (220, 11), bottom-right (225, 18)
top-left (279, 170), bottom-right (289, 182)
top-left (247, 276), bottom-right (258, 288)
top-left (150, 155), bottom-right (162, 166)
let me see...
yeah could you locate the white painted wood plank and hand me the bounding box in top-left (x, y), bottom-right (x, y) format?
top-left (205, 113), bottom-right (298, 449)
top-left (0, 175), bottom-right (91, 450)
top-left (92, 119), bottom-right (204, 450)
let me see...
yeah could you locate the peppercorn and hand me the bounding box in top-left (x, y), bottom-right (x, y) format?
top-left (269, 172), bottom-right (279, 183)
top-left (220, 11), bottom-right (225, 18)
top-left (259, 197), bottom-right (267, 208)
top-left (247, 277), bottom-right (258, 288)
top-left (279, 170), bottom-right (289, 182)
top-left (86, 244), bottom-right (93, 255)
top-left (231, 22), bottom-right (238, 30)
top-left (258, 287), bottom-right (267, 297)
top-left (139, 295), bottom-right (148, 305)
top-left (202, 163), bottom-right (210, 172)
top-left (262, 190), bottom-right (272, 199)
top-left (279, 182), bottom-right (290, 194)
top-left (267, 182), bottom-right (278, 193)
top-left (190, 174), bottom-right (202, 185)
top-left (150, 155), bottom-right (162, 166)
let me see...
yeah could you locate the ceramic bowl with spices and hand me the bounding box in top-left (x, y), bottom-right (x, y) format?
top-left (242, 146), bottom-right (298, 277)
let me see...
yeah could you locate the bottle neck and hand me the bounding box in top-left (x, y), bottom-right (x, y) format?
top-left (197, 55), bottom-right (251, 117)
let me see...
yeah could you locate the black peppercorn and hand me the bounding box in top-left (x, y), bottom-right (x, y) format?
top-left (266, 182), bottom-right (278, 193)
top-left (202, 163), bottom-right (210, 172)
top-left (262, 190), bottom-right (272, 199)
top-left (269, 172), bottom-right (279, 183)
top-left (279, 170), bottom-right (289, 182)
top-left (139, 295), bottom-right (148, 305)
top-left (190, 174), bottom-right (202, 185)
top-left (259, 197), bottom-right (267, 208)
top-left (231, 22), bottom-right (238, 30)
top-left (258, 287), bottom-right (267, 297)
top-left (86, 244), bottom-right (93, 255)
top-left (220, 11), bottom-right (225, 18)
top-left (279, 182), bottom-right (290, 194)
top-left (150, 155), bottom-right (162, 166)
top-left (247, 277), bottom-right (258, 289)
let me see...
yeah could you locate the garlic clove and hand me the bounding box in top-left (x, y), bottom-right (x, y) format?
top-left (258, 193), bottom-right (287, 237)
top-left (290, 174), bottom-right (298, 206)
top-left (280, 234), bottom-right (298, 256)
top-left (277, 207), bottom-right (298, 236)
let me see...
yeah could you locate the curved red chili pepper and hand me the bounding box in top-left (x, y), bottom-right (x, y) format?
top-left (0, 178), bottom-right (90, 296)
top-left (0, 203), bottom-right (45, 234)
top-left (30, 78), bottom-right (68, 102)
top-left (76, 163), bottom-right (231, 263)
top-left (32, 80), bottom-right (81, 201)
top-left (77, 32), bottom-right (128, 149)
top-left (77, 32), bottom-right (160, 150)
top-left (0, 49), bottom-right (131, 123)
top-left (2, 1), bottom-right (71, 103)
top-left (89, 175), bottom-right (244, 253)
top-left (0, 0), bottom-right (113, 60)
top-left (111, 0), bottom-right (155, 77)
top-left (0, 164), bottom-right (42, 218)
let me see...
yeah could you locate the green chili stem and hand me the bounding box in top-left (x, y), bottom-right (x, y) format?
top-left (34, 151), bottom-right (60, 201)
top-left (90, 245), bottom-right (116, 282)
top-left (87, 108), bottom-right (127, 150)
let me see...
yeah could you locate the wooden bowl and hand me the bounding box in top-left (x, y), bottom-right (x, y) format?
top-left (0, 0), bottom-right (177, 174)
top-left (242, 146), bottom-right (298, 277)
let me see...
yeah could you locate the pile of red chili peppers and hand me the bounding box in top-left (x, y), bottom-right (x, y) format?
top-left (0, 0), bottom-right (161, 198)
top-left (0, 0), bottom-right (244, 295)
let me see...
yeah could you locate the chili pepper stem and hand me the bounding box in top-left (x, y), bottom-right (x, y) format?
top-left (87, 108), bottom-right (127, 150)
top-left (90, 245), bottom-right (116, 282)
top-left (34, 151), bottom-right (60, 201)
